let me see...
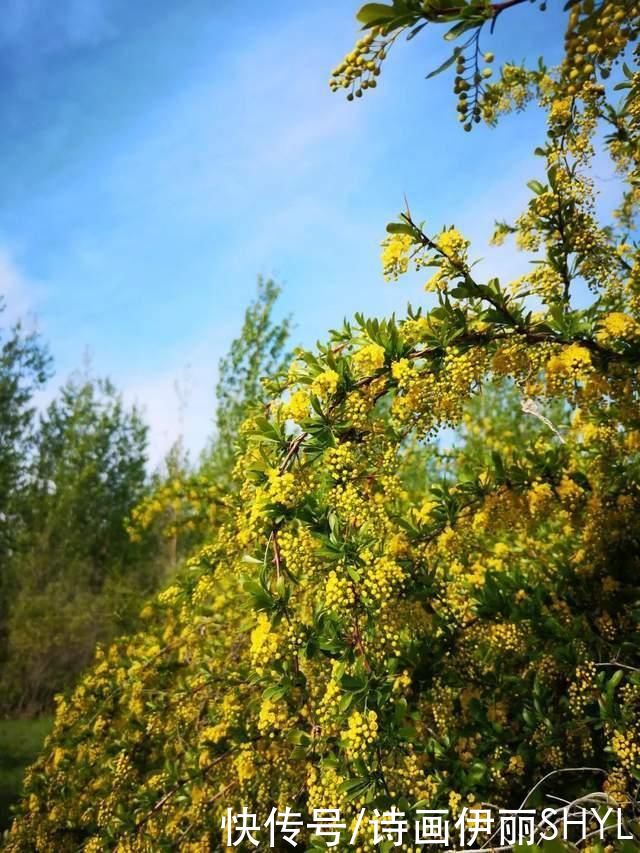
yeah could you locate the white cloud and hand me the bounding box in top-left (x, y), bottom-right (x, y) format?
top-left (104, 4), bottom-right (361, 227)
top-left (0, 246), bottom-right (42, 327)
top-left (0, 246), bottom-right (224, 471)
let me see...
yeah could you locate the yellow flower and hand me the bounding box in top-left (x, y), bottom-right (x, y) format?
top-left (549, 96), bottom-right (572, 124)
top-left (435, 226), bottom-right (468, 260)
top-left (597, 312), bottom-right (640, 343)
top-left (344, 709), bottom-right (379, 759)
top-left (556, 475), bottom-right (583, 508)
top-left (425, 269), bottom-right (446, 292)
top-left (311, 369), bottom-right (340, 399)
top-left (415, 497), bottom-right (437, 524)
top-left (52, 747), bottom-right (66, 769)
top-left (391, 357), bottom-right (413, 385)
top-left (352, 342), bottom-right (385, 376)
top-left (282, 389), bottom-right (310, 422)
top-left (381, 233), bottom-right (413, 280)
top-left (560, 343), bottom-right (592, 372)
top-left (547, 343), bottom-right (592, 386)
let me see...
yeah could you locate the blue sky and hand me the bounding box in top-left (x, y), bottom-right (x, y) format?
top-left (0, 0), bottom-right (567, 465)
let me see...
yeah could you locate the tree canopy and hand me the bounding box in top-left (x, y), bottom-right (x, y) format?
top-left (0, 307), bottom-right (51, 650)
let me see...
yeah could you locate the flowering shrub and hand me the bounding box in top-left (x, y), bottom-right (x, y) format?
top-left (6, 1), bottom-right (640, 851)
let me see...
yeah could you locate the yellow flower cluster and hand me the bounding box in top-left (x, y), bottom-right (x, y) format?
top-left (234, 746), bottom-right (257, 785)
top-left (611, 729), bottom-right (640, 772)
top-left (325, 569), bottom-right (356, 614)
top-left (267, 469), bottom-right (302, 508)
top-left (343, 709), bottom-right (379, 760)
top-left (526, 263), bottom-right (565, 303)
top-left (384, 749), bottom-right (437, 803)
top-left (487, 622), bottom-right (527, 656)
top-left (191, 572), bottom-right (216, 606)
top-left (604, 768), bottom-right (631, 807)
top-left (352, 342), bottom-right (386, 376)
top-left (331, 482), bottom-right (372, 528)
top-left (128, 475), bottom-right (221, 543)
top-left (555, 476), bottom-right (584, 510)
top-left (278, 524), bottom-right (318, 577)
top-left (257, 697), bottom-right (290, 735)
top-left (381, 233), bottom-right (414, 280)
top-left (400, 316), bottom-right (433, 344)
top-left (391, 357), bottom-right (413, 386)
top-left (342, 390), bottom-right (371, 430)
top-left (568, 661), bottom-right (597, 715)
top-left (435, 226), bottom-right (468, 262)
top-left (325, 442), bottom-right (358, 483)
top-left (425, 227), bottom-right (469, 292)
top-left (547, 344), bottom-right (593, 392)
top-left (250, 612), bottom-right (280, 671)
top-left (311, 368), bottom-right (340, 399)
top-left (481, 64), bottom-right (538, 125)
top-left (316, 671), bottom-right (343, 737)
top-left (282, 388), bottom-right (310, 422)
top-left (306, 764), bottom-right (345, 811)
top-left (597, 312), bottom-right (640, 344)
top-left (362, 556), bottom-right (405, 607)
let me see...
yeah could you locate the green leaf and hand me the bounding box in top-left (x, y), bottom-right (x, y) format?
top-left (527, 180), bottom-right (546, 195)
top-left (398, 726), bottom-right (417, 739)
top-left (491, 450), bottom-right (505, 479)
top-left (347, 566), bottom-right (361, 583)
top-left (339, 693), bottom-right (354, 713)
top-left (607, 669), bottom-right (624, 696)
top-left (444, 19), bottom-right (479, 40)
top-left (262, 684), bottom-right (287, 701)
top-left (287, 729), bottom-right (311, 746)
top-left (407, 21), bottom-right (428, 40)
top-left (356, 3), bottom-right (395, 24)
top-left (337, 776), bottom-right (370, 794)
top-left (340, 674), bottom-right (367, 692)
top-left (426, 51), bottom-right (457, 79)
top-left (243, 579), bottom-right (274, 611)
top-left (386, 221), bottom-right (416, 236)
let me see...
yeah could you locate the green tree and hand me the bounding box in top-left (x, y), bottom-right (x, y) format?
top-left (1, 374), bottom-right (155, 712)
top-left (0, 304), bottom-right (51, 659)
top-left (28, 374), bottom-right (149, 585)
top-left (202, 276), bottom-right (292, 484)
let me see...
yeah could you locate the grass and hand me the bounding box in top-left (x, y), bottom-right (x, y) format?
top-left (0, 717), bottom-right (52, 833)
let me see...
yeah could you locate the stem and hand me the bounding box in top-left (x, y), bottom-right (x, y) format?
top-left (401, 211), bottom-right (523, 329)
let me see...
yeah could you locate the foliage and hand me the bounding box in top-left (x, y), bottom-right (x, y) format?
top-left (203, 276), bottom-right (292, 484)
top-left (27, 375), bottom-right (150, 583)
top-left (0, 375), bottom-right (157, 713)
top-left (6, 3), bottom-right (640, 852)
top-left (330, 0), bottom-right (637, 132)
top-left (0, 308), bottom-right (51, 656)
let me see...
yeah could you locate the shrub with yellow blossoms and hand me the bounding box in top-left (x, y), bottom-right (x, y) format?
top-left (7, 2), bottom-right (640, 852)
